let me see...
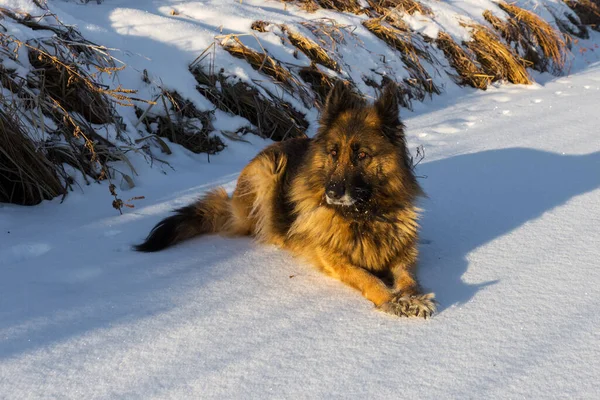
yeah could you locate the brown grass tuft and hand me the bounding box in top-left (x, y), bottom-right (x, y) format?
top-left (0, 107), bottom-right (65, 205)
top-left (298, 66), bottom-right (340, 106)
top-left (564, 0), bottom-right (600, 32)
top-left (464, 24), bottom-right (532, 84)
top-left (280, 0), bottom-right (364, 13)
top-left (221, 37), bottom-right (296, 89)
top-left (136, 91), bottom-right (224, 155)
top-left (436, 32), bottom-right (490, 89)
top-left (314, 0), bottom-right (364, 13)
top-left (282, 26), bottom-right (340, 71)
top-left (486, 3), bottom-right (568, 73)
top-left (27, 48), bottom-right (114, 125)
top-left (362, 18), bottom-right (440, 99)
top-left (366, 0), bottom-right (432, 16)
top-left (191, 66), bottom-right (308, 141)
top-left (0, 8), bottom-right (160, 205)
top-left (251, 20), bottom-right (272, 33)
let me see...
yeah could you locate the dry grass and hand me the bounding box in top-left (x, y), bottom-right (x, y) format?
top-left (0, 107), bottom-right (65, 205)
top-left (436, 32), bottom-right (490, 89)
top-left (366, 0), bottom-right (432, 16)
top-left (464, 24), bottom-right (532, 84)
top-left (250, 21), bottom-right (340, 71)
top-left (363, 18), bottom-right (440, 98)
top-left (283, 0), bottom-right (364, 13)
top-left (136, 91), bottom-right (224, 156)
top-left (0, 7), bottom-right (159, 205)
top-left (191, 66), bottom-right (308, 141)
top-left (221, 36), bottom-right (296, 89)
top-left (363, 75), bottom-right (414, 108)
top-left (300, 18), bottom-right (359, 54)
top-left (298, 66), bottom-right (340, 106)
top-left (251, 20), bottom-right (272, 33)
top-left (485, 3), bottom-right (568, 73)
top-left (564, 0), bottom-right (600, 32)
top-left (282, 26), bottom-right (340, 71)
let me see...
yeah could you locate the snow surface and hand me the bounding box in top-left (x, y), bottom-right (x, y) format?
top-left (2, 0), bottom-right (600, 398)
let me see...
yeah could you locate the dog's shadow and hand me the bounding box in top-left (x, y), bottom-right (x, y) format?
top-left (415, 148), bottom-right (600, 312)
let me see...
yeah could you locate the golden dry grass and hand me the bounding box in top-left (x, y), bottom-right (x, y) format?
top-left (489, 2), bottom-right (568, 73)
top-left (282, 26), bottom-right (340, 71)
top-left (367, 0), bottom-right (432, 16)
top-left (436, 32), bottom-right (491, 89)
top-left (280, 0), bottom-right (364, 13)
top-left (363, 18), bottom-right (440, 97)
top-left (250, 22), bottom-right (339, 71)
top-left (464, 24), bottom-right (532, 84)
top-left (222, 37), bottom-right (296, 89)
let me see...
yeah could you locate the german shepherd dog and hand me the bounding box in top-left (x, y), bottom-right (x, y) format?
top-left (135, 82), bottom-right (435, 318)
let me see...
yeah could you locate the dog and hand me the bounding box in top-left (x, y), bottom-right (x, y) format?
top-left (135, 81), bottom-right (435, 318)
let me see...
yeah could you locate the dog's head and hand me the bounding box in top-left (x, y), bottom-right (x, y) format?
top-left (307, 81), bottom-right (422, 218)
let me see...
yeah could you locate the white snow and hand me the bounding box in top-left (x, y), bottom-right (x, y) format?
top-left (1, 0), bottom-right (600, 398)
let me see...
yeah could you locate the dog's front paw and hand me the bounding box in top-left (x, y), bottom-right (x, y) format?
top-left (378, 292), bottom-right (436, 319)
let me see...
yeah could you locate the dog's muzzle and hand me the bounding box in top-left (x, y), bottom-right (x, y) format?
top-left (325, 193), bottom-right (356, 206)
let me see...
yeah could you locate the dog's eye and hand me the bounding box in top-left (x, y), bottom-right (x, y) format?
top-left (358, 151), bottom-right (367, 160)
top-left (330, 149), bottom-right (338, 157)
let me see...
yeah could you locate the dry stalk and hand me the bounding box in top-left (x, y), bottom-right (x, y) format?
top-left (363, 18), bottom-right (440, 98)
top-left (464, 23), bottom-right (532, 84)
top-left (485, 3), bottom-right (568, 73)
top-left (436, 32), bottom-right (491, 89)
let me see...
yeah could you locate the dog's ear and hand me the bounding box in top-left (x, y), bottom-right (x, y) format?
top-left (374, 81), bottom-right (400, 127)
top-left (320, 81), bottom-right (360, 126)
top-left (374, 81), bottom-right (404, 142)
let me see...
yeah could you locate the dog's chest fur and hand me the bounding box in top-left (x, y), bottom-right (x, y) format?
top-left (287, 206), bottom-right (419, 272)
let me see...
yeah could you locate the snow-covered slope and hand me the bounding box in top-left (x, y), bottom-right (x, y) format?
top-left (2, 59), bottom-right (600, 398)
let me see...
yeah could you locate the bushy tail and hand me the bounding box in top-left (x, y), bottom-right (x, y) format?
top-left (134, 188), bottom-right (231, 252)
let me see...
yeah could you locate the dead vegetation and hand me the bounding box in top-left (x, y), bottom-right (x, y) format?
top-left (362, 18), bottom-right (440, 99)
top-left (298, 66), bottom-right (340, 106)
top-left (563, 0), bottom-right (600, 32)
top-left (221, 36), bottom-right (297, 90)
top-left (464, 24), bottom-right (532, 84)
top-left (1, 0), bottom-right (582, 206)
top-left (282, 26), bottom-right (340, 71)
top-left (135, 91), bottom-right (224, 156)
top-left (366, 0), bottom-right (432, 16)
top-left (0, 6), bottom-right (153, 205)
top-left (0, 107), bottom-right (65, 205)
top-left (281, 0), bottom-right (364, 14)
top-left (250, 21), bottom-right (340, 72)
top-left (436, 32), bottom-right (490, 89)
top-left (483, 3), bottom-right (568, 73)
top-left (300, 18), bottom-right (356, 51)
top-left (190, 66), bottom-right (308, 141)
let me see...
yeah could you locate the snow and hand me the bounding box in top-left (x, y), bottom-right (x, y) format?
top-left (1, 0), bottom-right (600, 398)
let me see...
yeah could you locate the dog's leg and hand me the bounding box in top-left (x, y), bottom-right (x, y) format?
top-left (316, 250), bottom-right (394, 307)
top-left (383, 264), bottom-right (436, 318)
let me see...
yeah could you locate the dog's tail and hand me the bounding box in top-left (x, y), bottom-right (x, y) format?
top-left (134, 188), bottom-right (232, 252)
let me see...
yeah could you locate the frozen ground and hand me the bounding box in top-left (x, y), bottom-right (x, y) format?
top-left (2, 60), bottom-right (600, 398)
top-left (2, 0), bottom-right (600, 398)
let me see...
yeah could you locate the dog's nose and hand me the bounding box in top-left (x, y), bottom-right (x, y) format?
top-left (326, 181), bottom-right (345, 200)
